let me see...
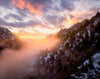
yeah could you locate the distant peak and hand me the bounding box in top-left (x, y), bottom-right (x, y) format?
top-left (95, 12), bottom-right (100, 17)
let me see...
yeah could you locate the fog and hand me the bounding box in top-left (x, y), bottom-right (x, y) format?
top-left (0, 38), bottom-right (60, 79)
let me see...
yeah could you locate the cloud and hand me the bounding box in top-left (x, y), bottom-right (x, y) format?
top-left (0, 0), bottom-right (99, 32)
top-left (26, 0), bottom-right (52, 14)
top-left (0, 0), bottom-right (12, 8)
top-left (26, 2), bottom-right (42, 15)
top-left (60, 0), bottom-right (75, 11)
top-left (0, 38), bottom-right (60, 79)
top-left (89, 6), bottom-right (100, 13)
top-left (16, 8), bottom-right (29, 18)
top-left (0, 18), bottom-right (40, 27)
top-left (12, 0), bottom-right (25, 9)
top-left (11, 0), bottom-right (52, 15)
top-left (11, 0), bottom-right (75, 15)
top-left (4, 13), bottom-right (23, 21)
top-left (69, 15), bottom-right (74, 19)
top-left (45, 14), bottom-right (66, 26)
top-left (75, 12), bottom-right (94, 21)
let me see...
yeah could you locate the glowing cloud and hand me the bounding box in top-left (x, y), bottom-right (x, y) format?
top-left (11, 0), bottom-right (43, 15)
top-left (26, 2), bottom-right (42, 15)
top-left (0, 0), bottom-right (100, 40)
top-left (34, 25), bottom-right (59, 34)
top-left (12, 0), bottom-right (25, 9)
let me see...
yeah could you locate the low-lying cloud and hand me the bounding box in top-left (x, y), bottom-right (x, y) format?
top-left (0, 37), bottom-right (60, 79)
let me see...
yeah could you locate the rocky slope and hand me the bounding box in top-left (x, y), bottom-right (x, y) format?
top-left (0, 26), bottom-right (22, 52)
top-left (25, 12), bottom-right (100, 79)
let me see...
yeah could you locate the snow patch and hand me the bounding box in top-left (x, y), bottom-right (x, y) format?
top-left (93, 18), bottom-right (99, 26)
top-left (83, 32), bottom-right (85, 38)
top-left (77, 33), bottom-right (80, 36)
top-left (63, 40), bottom-right (69, 46)
top-left (44, 53), bottom-right (51, 62)
top-left (77, 65), bottom-right (82, 69)
top-left (79, 39), bottom-right (82, 42)
top-left (88, 30), bottom-right (91, 37)
top-left (92, 53), bottom-right (100, 72)
top-left (54, 54), bottom-right (57, 59)
top-left (83, 59), bottom-right (89, 66)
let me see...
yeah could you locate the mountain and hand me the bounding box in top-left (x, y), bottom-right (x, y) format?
top-left (0, 26), bottom-right (22, 52)
top-left (25, 12), bottom-right (100, 79)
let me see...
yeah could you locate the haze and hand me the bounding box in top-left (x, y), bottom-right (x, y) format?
top-left (0, 37), bottom-right (60, 79)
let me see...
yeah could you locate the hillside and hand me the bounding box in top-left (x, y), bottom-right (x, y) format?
top-left (0, 26), bottom-right (22, 52)
top-left (25, 12), bottom-right (100, 79)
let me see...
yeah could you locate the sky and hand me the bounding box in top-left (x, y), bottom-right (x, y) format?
top-left (0, 0), bottom-right (100, 39)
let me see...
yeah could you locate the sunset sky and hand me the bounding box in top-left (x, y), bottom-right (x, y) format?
top-left (0, 0), bottom-right (100, 39)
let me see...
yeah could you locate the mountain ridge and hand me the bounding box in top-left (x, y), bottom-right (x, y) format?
top-left (25, 12), bottom-right (100, 79)
top-left (0, 26), bottom-right (22, 52)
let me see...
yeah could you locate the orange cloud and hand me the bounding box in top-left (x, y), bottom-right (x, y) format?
top-left (12, 0), bottom-right (25, 9)
top-left (11, 0), bottom-right (43, 15)
top-left (26, 2), bottom-right (42, 15)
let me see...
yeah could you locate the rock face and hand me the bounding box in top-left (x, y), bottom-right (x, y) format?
top-left (0, 27), bottom-right (22, 52)
top-left (25, 12), bottom-right (100, 79)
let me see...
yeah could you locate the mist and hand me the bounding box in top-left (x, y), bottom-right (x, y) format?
top-left (0, 38), bottom-right (60, 79)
